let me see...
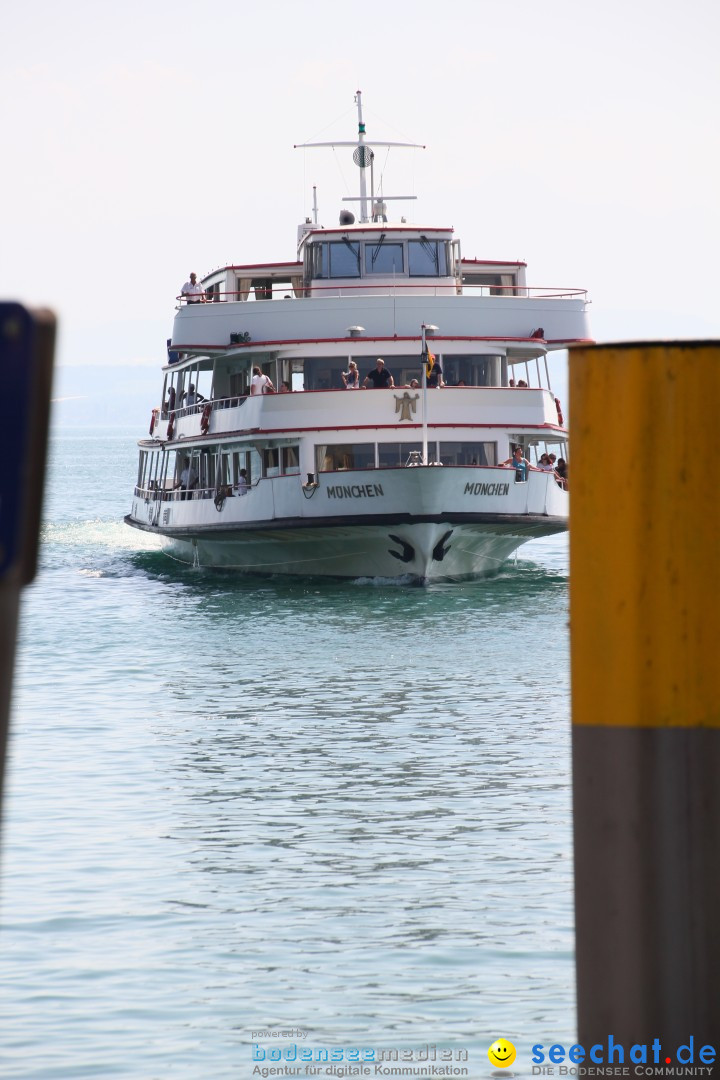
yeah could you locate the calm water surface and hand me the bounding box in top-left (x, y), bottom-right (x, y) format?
top-left (1, 428), bottom-right (575, 1079)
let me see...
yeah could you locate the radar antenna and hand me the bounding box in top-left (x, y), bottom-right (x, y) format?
top-left (294, 90), bottom-right (425, 223)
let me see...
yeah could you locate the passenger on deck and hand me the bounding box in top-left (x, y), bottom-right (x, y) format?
top-left (509, 378), bottom-right (516, 387)
top-left (539, 453), bottom-right (555, 472)
top-left (342, 361), bottom-right (360, 389)
top-left (555, 459), bottom-right (568, 489)
top-left (500, 446), bottom-right (536, 481)
top-left (251, 366), bottom-right (275, 395)
top-left (235, 469), bottom-right (249, 495)
top-left (409, 379), bottom-right (420, 389)
top-left (165, 385), bottom-right (176, 416)
top-left (176, 457), bottom-right (198, 499)
top-left (517, 379), bottom-right (528, 387)
top-left (181, 384), bottom-right (205, 406)
top-left (181, 272), bottom-right (206, 304)
top-left (279, 381), bottom-right (291, 393)
top-left (363, 358), bottom-right (394, 389)
top-left (427, 360), bottom-right (445, 388)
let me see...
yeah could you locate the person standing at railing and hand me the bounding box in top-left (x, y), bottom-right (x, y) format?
top-left (180, 384), bottom-right (205, 407)
top-left (175, 457), bottom-right (198, 500)
top-left (363, 358), bottom-right (394, 389)
top-left (251, 366), bottom-right (275, 395)
top-left (500, 446), bottom-right (536, 482)
top-left (427, 359), bottom-right (445, 388)
top-left (164, 386), bottom-right (176, 418)
top-left (181, 272), bottom-right (206, 304)
top-left (555, 458), bottom-right (568, 489)
top-left (342, 361), bottom-right (359, 389)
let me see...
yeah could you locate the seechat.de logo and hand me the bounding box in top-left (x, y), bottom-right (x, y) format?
top-left (531, 1036), bottom-right (716, 1068)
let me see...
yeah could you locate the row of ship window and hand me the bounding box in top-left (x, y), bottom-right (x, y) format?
top-left (307, 239), bottom-right (451, 279)
top-left (137, 439), bottom-right (566, 494)
top-left (164, 356), bottom-right (514, 398)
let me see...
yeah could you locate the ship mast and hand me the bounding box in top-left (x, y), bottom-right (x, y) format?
top-left (355, 90), bottom-right (369, 222)
top-left (294, 90), bottom-right (425, 224)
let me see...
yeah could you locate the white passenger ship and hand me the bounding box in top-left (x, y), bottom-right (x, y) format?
top-left (125, 93), bottom-right (590, 582)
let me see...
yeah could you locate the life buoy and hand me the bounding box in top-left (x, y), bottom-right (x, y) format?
top-left (200, 403), bottom-right (212, 434)
top-left (555, 398), bottom-right (565, 426)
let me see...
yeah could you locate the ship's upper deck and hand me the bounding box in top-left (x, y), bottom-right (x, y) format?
top-left (171, 92), bottom-right (590, 362)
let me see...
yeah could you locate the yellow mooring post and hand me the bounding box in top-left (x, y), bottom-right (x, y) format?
top-left (570, 341), bottom-right (720, 1049)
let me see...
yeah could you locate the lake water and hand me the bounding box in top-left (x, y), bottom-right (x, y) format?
top-left (1, 428), bottom-right (575, 1079)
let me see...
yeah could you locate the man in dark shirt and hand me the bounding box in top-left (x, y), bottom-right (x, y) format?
top-left (363, 358), bottom-right (395, 389)
top-left (427, 360), bottom-right (444, 388)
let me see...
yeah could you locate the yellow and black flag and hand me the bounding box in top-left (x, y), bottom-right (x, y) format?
top-left (425, 347), bottom-right (435, 378)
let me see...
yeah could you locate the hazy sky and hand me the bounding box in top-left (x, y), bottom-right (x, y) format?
top-left (2, 0), bottom-right (718, 371)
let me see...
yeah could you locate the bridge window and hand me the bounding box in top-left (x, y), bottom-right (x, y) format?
top-left (309, 241), bottom-right (362, 278)
top-left (329, 240), bottom-right (361, 278)
top-left (408, 239), bottom-right (448, 277)
top-left (365, 241), bottom-right (404, 275)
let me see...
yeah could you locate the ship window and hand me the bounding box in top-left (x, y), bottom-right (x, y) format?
top-left (438, 441), bottom-right (497, 466)
top-left (461, 272), bottom-right (517, 296)
top-left (317, 444), bottom-right (376, 472)
top-left (310, 243), bottom-right (326, 279)
top-left (329, 240), bottom-right (361, 278)
top-left (249, 448), bottom-right (262, 481)
top-left (281, 446), bottom-right (300, 474)
top-left (408, 239), bottom-right (448, 277)
top-left (197, 451), bottom-right (212, 492)
top-left (377, 442), bottom-right (425, 467)
top-left (216, 452), bottom-right (233, 487)
top-left (300, 356), bottom-right (350, 390)
top-left (442, 354), bottom-right (502, 386)
top-left (262, 448), bottom-right (280, 477)
top-left (365, 241), bottom-right (404, 275)
top-left (232, 449), bottom-right (255, 483)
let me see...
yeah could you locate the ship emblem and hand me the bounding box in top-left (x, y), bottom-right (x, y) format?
top-left (388, 534), bottom-right (415, 563)
top-left (432, 529), bottom-right (454, 562)
top-left (394, 392), bottom-right (419, 421)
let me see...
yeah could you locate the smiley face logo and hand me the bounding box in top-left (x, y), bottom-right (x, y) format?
top-left (488, 1039), bottom-right (516, 1068)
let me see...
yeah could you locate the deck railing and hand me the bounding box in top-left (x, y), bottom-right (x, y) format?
top-left (177, 282), bottom-right (587, 306)
top-left (135, 484), bottom-right (251, 503)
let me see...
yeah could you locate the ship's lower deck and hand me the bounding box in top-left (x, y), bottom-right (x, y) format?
top-left (126, 466), bottom-right (567, 581)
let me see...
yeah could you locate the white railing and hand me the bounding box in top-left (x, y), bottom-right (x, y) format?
top-left (176, 282), bottom-right (588, 306)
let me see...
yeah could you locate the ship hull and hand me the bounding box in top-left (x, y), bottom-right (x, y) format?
top-left (126, 465), bottom-right (567, 581)
top-left (128, 517), bottom-right (564, 582)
